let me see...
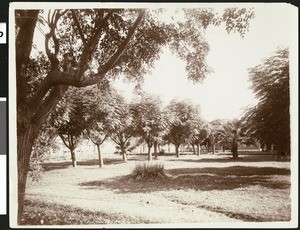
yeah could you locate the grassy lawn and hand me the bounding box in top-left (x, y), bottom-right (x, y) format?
top-left (22, 152), bottom-right (291, 225)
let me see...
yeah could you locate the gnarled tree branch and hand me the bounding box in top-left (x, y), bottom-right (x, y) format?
top-left (45, 10), bottom-right (67, 69)
top-left (99, 9), bottom-right (146, 74)
top-left (71, 9), bottom-right (87, 44)
top-left (76, 9), bottom-right (115, 80)
top-left (31, 84), bottom-right (68, 128)
top-left (29, 9), bottom-right (146, 118)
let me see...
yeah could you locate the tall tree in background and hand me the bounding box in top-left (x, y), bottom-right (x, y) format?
top-left (110, 96), bottom-right (137, 162)
top-left (242, 48), bottom-right (290, 157)
top-left (130, 94), bottom-right (166, 160)
top-left (164, 99), bottom-right (200, 157)
top-left (15, 7), bottom-right (254, 223)
top-left (51, 88), bottom-right (90, 167)
top-left (209, 119), bottom-right (244, 158)
top-left (189, 119), bottom-right (210, 155)
top-left (85, 86), bottom-right (119, 167)
top-left (209, 119), bottom-right (230, 153)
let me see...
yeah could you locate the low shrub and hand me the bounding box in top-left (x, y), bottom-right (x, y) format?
top-left (131, 162), bottom-right (167, 180)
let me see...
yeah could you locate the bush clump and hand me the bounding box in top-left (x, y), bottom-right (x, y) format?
top-left (131, 162), bottom-right (167, 180)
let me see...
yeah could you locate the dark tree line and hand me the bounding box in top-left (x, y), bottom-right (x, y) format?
top-left (241, 48), bottom-right (290, 158)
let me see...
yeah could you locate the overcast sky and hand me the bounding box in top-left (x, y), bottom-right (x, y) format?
top-left (113, 3), bottom-right (297, 122)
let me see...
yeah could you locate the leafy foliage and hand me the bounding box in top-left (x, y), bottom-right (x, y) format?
top-left (189, 117), bottom-right (210, 153)
top-left (164, 99), bottom-right (202, 156)
top-left (130, 94), bottom-right (167, 158)
top-left (84, 86), bottom-right (120, 145)
top-left (53, 88), bottom-right (90, 148)
top-left (241, 48), bottom-right (290, 153)
top-left (49, 87), bottom-right (92, 166)
top-left (29, 123), bottom-right (58, 182)
top-left (109, 95), bottom-right (137, 160)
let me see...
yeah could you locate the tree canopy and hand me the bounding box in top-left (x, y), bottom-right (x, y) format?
top-left (164, 99), bottom-right (201, 157)
top-left (241, 48), bottom-right (290, 153)
top-left (130, 94), bottom-right (166, 160)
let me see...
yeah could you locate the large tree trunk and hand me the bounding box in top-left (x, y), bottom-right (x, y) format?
top-left (175, 145), bottom-right (180, 158)
top-left (17, 85), bottom-right (66, 224)
top-left (96, 144), bottom-right (103, 167)
top-left (17, 126), bottom-right (36, 224)
top-left (16, 11), bottom-right (40, 224)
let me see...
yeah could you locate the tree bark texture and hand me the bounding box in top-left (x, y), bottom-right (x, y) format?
top-left (17, 126), bottom-right (36, 224)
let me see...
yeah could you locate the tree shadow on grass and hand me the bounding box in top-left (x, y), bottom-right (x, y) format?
top-left (43, 158), bottom-right (125, 171)
top-left (79, 166), bottom-right (290, 193)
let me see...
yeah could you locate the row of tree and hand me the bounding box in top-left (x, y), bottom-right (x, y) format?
top-left (33, 85), bottom-right (256, 169)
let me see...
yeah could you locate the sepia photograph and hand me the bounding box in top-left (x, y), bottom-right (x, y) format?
top-left (9, 2), bottom-right (298, 228)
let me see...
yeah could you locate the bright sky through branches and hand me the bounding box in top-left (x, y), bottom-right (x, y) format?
top-left (113, 3), bottom-right (297, 122)
top-left (30, 4), bottom-right (296, 122)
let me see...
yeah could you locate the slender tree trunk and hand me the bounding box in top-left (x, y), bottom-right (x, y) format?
top-left (212, 145), bottom-right (216, 154)
top-left (154, 142), bottom-right (158, 159)
top-left (175, 145), bottom-right (180, 158)
top-left (96, 144), bottom-right (103, 167)
top-left (232, 149), bottom-right (238, 159)
top-left (70, 148), bottom-right (77, 167)
top-left (232, 139), bottom-right (238, 159)
top-left (147, 145), bottom-right (152, 161)
top-left (17, 126), bottom-right (36, 224)
top-left (197, 143), bottom-right (200, 156)
top-left (192, 144), bottom-right (196, 155)
top-left (121, 145), bottom-right (127, 162)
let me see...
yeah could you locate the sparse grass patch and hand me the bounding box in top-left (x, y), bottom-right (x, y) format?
top-left (22, 199), bottom-right (154, 225)
top-left (131, 162), bottom-right (167, 180)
